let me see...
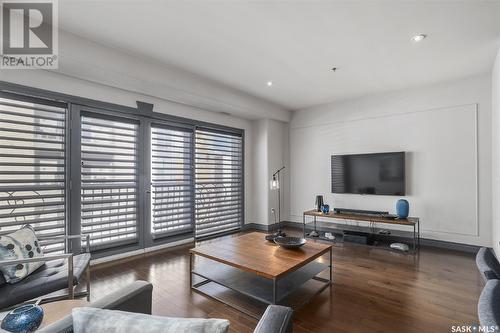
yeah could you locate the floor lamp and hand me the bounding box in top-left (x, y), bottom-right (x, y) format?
top-left (269, 166), bottom-right (286, 239)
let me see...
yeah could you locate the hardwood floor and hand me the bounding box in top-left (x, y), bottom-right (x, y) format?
top-left (89, 229), bottom-right (483, 333)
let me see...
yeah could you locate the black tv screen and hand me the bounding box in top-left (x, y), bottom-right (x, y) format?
top-left (331, 152), bottom-right (405, 195)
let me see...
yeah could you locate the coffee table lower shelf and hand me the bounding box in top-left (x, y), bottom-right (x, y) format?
top-left (190, 257), bottom-right (332, 319)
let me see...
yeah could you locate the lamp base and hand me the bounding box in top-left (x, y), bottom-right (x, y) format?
top-left (273, 230), bottom-right (286, 238)
top-left (265, 230), bottom-right (286, 242)
top-left (309, 230), bottom-right (320, 237)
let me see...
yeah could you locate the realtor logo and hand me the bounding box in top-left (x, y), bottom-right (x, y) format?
top-left (0, 0), bottom-right (58, 69)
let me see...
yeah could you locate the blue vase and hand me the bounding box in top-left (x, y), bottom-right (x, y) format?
top-left (1, 304), bottom-right (44, 333)
top-left (396, 199), bottom-right (409, 219)
top-left (321, 204), bottom-right (330, 214)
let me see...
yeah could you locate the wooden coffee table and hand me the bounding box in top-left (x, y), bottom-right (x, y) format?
top-left (190, 232), bottom-right (332, 318)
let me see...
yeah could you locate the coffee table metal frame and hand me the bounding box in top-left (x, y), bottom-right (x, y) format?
top-left (189, 247), bottom-right (332, 319)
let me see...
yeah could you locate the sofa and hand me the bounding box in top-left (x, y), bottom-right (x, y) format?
top-left (38, 280), bottom-right (293, 333)
top-left (476, 247), bottom-right (500, 327)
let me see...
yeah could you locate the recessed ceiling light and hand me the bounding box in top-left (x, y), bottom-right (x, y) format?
top-left (411, 34), bottom-right (427, 43)
top-left (267, 81), bottom-right (273, 87)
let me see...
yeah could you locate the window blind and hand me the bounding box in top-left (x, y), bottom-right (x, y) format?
top-left (151, 126), bottom-right (193, 238)
top-left (81, 115), bottom-right (139, 249)
top-left (0, 96), bottom-right (67, 253)
top-left (195, 129), bottom-right (243, 238)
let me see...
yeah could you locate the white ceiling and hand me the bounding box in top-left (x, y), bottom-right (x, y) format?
top-left (59, 0), bottom-right (500, 110)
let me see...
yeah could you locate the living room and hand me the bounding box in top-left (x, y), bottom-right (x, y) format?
top-left (0, 1), bottom-right (500, 332)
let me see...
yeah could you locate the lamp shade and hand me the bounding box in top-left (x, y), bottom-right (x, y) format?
top-left (270, 178), bottom-right (279, 190)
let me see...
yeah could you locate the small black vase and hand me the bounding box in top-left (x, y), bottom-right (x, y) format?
top-left (315, 195), bottom-right (324, 212)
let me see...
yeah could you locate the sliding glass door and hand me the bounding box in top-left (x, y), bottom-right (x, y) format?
top-left (80, 113), bottom-right (140, 250)
top-left (195, 128), bottom-right (243, 238)
top-left (150, 125), bottom-right (194, 238)
top-left (0, 94), bottom-right (67, 253)
top-left (0, 89), bottom-right (244, 258)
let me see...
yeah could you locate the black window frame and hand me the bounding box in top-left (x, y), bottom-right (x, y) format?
top-left (0, 81), bottom-right (244, 259)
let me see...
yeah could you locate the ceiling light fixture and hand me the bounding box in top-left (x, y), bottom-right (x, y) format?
top-left (411, 34), bottom-right (427, 43)
top-left (267, 81), bottom-right (273, 87)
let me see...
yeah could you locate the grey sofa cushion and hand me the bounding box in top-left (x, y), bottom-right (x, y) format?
top-left (0, 253), bottom-right (90, 309)
top-left (253, 305), bottom-right (293, 333)
top-left (478, 279), bottom-right (500, 327)
top-left (476, 247), bottom-right (500, 282)
top-left (38, 281), bottom-right (153, 333)
top-left (72, 307), bottom-right (230, 333)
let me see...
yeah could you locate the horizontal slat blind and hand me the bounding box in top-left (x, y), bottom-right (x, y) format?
top-left (195, 129), bottom-right (243, 238)
top-left (0, 96), bottom-right (67, 253)
top-left (151, 126), bottom-right (193, 238)
top-left (81, 115), bottom-right (139, 249)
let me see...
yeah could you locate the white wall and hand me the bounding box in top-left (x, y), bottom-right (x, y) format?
top-left (0, 29), bottom-right (296, 228)
top-left (250, 119), bottom-right (290, 225)
top-left (267, 120), bottom-right (290, 224)
top-left (290, 74), bottom-right (492, 246)
top-left (0, 27), bottom-right (289, 122)
top-left (492, 48), bottom-right (500, 255)
top-left (251, 119), bottom-right (269, 225)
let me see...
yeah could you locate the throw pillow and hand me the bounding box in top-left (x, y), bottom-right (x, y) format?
top-left (72, 308), bottom-right (230, 333)
top-left (0, 225), bottom-right (45, 283)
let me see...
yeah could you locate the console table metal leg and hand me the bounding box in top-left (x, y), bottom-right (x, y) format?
top-left (418, 219), bottom-right (420, 249)
top-left (303, 213), bottom-right (306, 237)
top-left (329, 247), bottom-right (333, 284)
top-left (413, 224), bottom-right (416, 254)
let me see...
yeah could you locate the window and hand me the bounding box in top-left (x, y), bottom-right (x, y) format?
top-left (0, 95), bottom-right (67, 253)
top-left (0, 86), bottom-right (245, 257)
top-left (151, 125), bottom-right (193, 238)
top-left (195, 129), bottom-right (243, 238)
top-left (80, 114), bottom-right (139, 250)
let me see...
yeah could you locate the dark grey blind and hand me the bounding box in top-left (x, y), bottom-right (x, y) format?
top-left (151, 126), bottom-right (193, 238)
top-left (195, 129), bottom-right (243, 238)
top-left (0, 96), bottom-right (67, 253)
top-left (81, 115), bottom-right (139, 249)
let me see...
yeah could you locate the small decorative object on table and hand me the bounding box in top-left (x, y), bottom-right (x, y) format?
top-left (396, 199), bottom-right (409, 218)
top-left (390, 242), bottom-right (409, 252)
top-left (315, 195), bottom-right (324, 212)
top-left (324, 232), bottom-right (335, 240)
top-left (274, 236), bottom-right (307, 249)
top-left (1, 304), bottom-right (44, 333)
top-left (321, 204), bottom-right (330, 214)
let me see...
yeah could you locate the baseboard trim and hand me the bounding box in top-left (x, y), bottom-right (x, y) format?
top-left (418, 238), bottom-right (480, 253)
top-left (244, 221), bottom-right (481, 254)
top-left (243, 223), bottom-right (271, 231)
top-left (91, 237), bottom-right (195, 266)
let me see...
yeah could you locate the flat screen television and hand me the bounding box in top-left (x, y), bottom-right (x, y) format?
top-left (331, 152), bottom-right (405, 195)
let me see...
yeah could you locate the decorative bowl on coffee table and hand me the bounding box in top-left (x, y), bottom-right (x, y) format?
top-left (274, 236), bottom-right (307, 249)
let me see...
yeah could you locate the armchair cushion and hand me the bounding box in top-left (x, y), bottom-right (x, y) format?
top-left (0, 225), bottom-right (45, 283)
top-left (72, 307), bottom-right (230, 333)
top-left (478, 279), bottom-right (500, 327)
top-left (0, 271), bottom-right (5, 287)
top-left (476, 247), bottom-right (500, 282)
top-left (0, 253), bottom-right (90, 309)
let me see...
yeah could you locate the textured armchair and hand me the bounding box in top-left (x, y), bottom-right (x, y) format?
top-left (0, 234), bottom-right (91, 310)
top-left (38, 281), bottom-right (293, 333)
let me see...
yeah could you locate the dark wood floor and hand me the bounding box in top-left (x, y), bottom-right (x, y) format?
top-left (90, 229), bottom-right (483, 333)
